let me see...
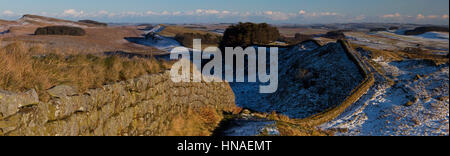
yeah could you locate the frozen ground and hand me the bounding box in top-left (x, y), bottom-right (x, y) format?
top-left (228, 42), bottom-right (317, 117)
top-left (322, 57), bottom-right (449, 136)
top-left (126, 25), bottom-right (188, 52)
top-left (228, 41), bottom-right (364, 119)
top-left (345, 31), bottom-right (449, 52)
top-left (376, 31), bottom-right (449, 51)
top-left (214, 116), bottom-right (279, 136)
top-left (268, 42), bottom-right (364, 119)
top-left (416, 32), bottom-right (449, 40)
top-left (18, 16), bottom-right (90, 28)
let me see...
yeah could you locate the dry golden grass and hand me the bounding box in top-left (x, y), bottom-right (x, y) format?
top-left (1, 25), bottom-right (165, 55)
top-left (167, 106), bottom-right (224, 136)
top-left (249, 111), bottom-right (332, 136)
top-left (350, 42), bottom-right (449, 65)
top-left (159, 25), bottom-right (218, 37)
top-left (278, 27), bottom-right (327, 37)
top-left (20, 14), bottom-right (96, 27)
top-left (0, 41), bottom-right (169, 101)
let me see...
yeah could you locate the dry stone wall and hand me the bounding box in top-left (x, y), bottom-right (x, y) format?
top-left (0, 70), bottom-right (236, 136)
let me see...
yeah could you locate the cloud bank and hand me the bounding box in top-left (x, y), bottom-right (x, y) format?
top-left (1, 9), bottom-right (448, 24)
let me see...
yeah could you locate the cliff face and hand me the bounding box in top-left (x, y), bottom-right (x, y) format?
top-left (0, 70), bottom-right (236, 136)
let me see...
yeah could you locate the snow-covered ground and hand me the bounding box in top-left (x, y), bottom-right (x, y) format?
top-left (322, 57), bottom-right (449, 136)
top-left (210, 29), bottom-right (225, 35)
top-left (228, 42), bottom-right (320, 117)
top-left (0, 29), bottom-right (9, 35)
top-left (129, 34), bottom-right (182, 52)
top-left (0, 22), bottom-right (26, 36)
top-left (18, 16), bottom-right (90, 28)
top-left (345, 31), bottom-right (449, 52)
top-left (216, 116), bottom-right (279, 136)
top-left (143, 24), bottom-right (165, 34)
top-left (127, 25), bottom-right (188, 53)
top-left (416, 32), bottom-right (449, 40)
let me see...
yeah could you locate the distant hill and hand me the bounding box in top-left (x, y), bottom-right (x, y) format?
top-left (404, 26), bottom-right (449, 35)
top-left (78, 20), bottom-right (108, 27)
top-left (0, 19), bottom-right (18, 26)
top-left (18, 14), bottom-right (103, 27)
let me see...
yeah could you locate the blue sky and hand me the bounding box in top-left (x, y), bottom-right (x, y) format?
top-left (1, 0), bottom-right (448, 24)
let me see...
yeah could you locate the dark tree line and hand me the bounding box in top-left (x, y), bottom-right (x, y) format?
top-left (219, 22), bottom-right (280, 48)
top-left (174, 33), bottom-right (221, 48)
top-left (278, 33), bottom-right (313, 44)
top-left (78, 20), bottom-right (108, 27)
top-left (324, 30), bottom-right (346, 39)
top-left (404, 26), bottom-right (449, 35)
top-left (35, 26), bottom-right (86, 36)
top-left (369, 28), bottom-right (388, 32)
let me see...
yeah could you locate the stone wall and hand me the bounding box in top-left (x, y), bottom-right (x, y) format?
top-left (0, 70), bottom-right (236, 136)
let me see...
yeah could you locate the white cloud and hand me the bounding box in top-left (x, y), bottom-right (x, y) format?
top-left (195, 9), bottom-right (221, 15)
top-left (416, 14), bottom-right (425, 20)
top-left (221, 10), bottom-right (231, 14)
top-left (299, 10), bottom-right (306, 15)
top-left (264, 11), bottom-right (273, 15)
top-left (382, 13), bottom-right (401, 18)
top-left (15, 8), bottom-right (447, 24)
top-left (172, 11), bottom-right (181, 15)
top-left (303, 11), bottom-right (340, 17)
top-left (205, 10), bottom-right (220, 14)
top-left (354, 15), bottom-right (366, 21)
top-left (263, 11), bottom-right (291, 20)
top-left (2, 10), bottom-right (15, 16)
top-left (427, 15), bottom-right (439, 19)
top-left (161, 11), bottom-right (170, 15)
top-left (443, 14), bottom-right (449, 19)
top-left (320, 12), bottom-right (338, 16)
top-left (63, 9), bottom-right (85, 17)
top-left (145, 11), bottom-right (159, 15)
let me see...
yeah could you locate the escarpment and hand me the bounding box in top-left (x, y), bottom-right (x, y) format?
top-left (230, 40), bottom-right (367, 121)
top-left (0, 70), bottom-right (236, 136)
top-left (269, 41), bottom-right (365, 119)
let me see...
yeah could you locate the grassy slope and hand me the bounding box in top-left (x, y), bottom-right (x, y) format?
top-left (1, 26), bottom-right (165, 54)
top-left (0, 41), bottom-right (170, 101)
top-left (159, 25), bottom-right (215, 37)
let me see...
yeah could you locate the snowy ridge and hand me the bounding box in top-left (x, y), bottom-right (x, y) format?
top-left (322, 55), bottom-right (449, 136)
top-left (228, 40), bottom-right (366, 120)
top-left (16, 15), bottom-right (95, 28)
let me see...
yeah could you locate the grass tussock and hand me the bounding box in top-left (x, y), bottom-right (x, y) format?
top-left (167, 106), bottom-right (225, 136)
top-left (0, 41), bottom-right (170, 101)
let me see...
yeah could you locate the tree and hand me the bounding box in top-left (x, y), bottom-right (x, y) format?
top-left (219, 22), bottom-right (280, 48)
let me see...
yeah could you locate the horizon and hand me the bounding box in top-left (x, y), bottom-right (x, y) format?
top-left (1, 0), bottom-right (449, 25)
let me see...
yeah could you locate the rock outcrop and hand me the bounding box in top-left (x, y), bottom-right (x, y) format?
top-left (0, 70), bottom-right (236, 136)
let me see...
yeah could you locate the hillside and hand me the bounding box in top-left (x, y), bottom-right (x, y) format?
top-left (269, 42), bottom-right (364, 119)
top-left (229, 41), bottom-right (364, 119)
top-left (18, 14), bottom-right (98, 27)
top-left (0, 15), bottom-right (164, 54)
